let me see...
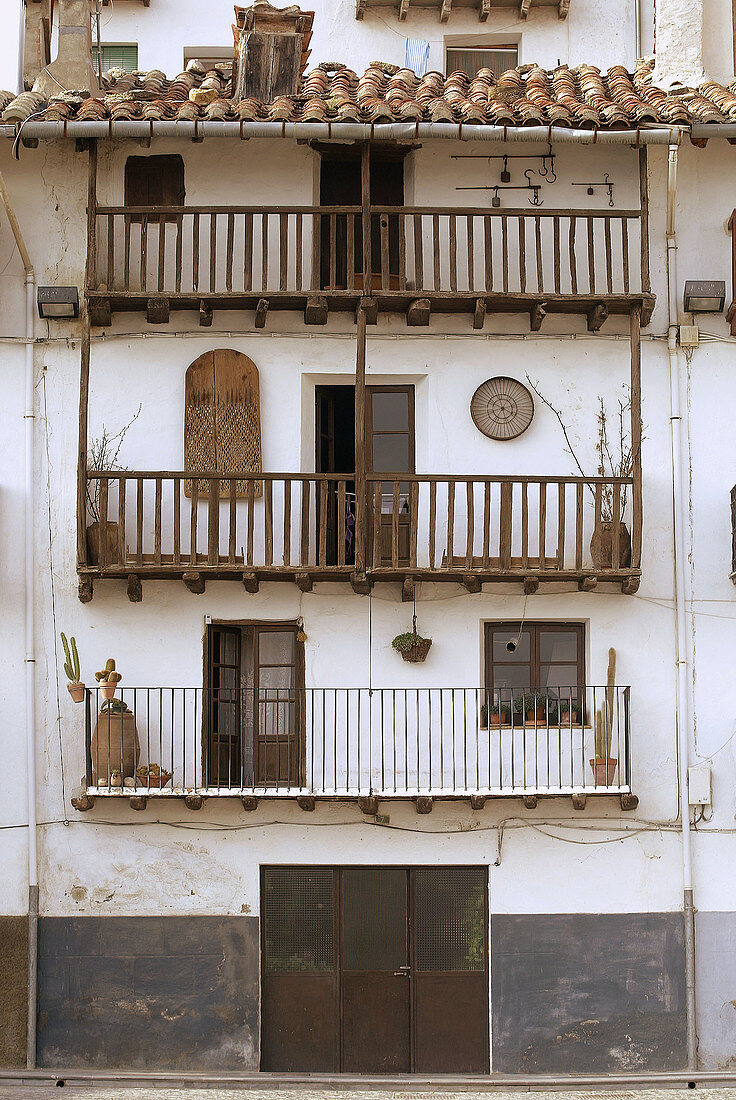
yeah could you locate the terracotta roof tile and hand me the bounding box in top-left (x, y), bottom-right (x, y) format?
top-left (3, 56), bottom-right (736, 130)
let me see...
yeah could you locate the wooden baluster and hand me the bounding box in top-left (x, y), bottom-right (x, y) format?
top-left (346, 213), bottom-right (354, 291)
top-left (587, 215), bottom-right (595, 294)
top-left (575, 481), bottom-right (584, 571)
top-left (612, 481), bottom-right (621, 569)
top-left (449, 215), bottom-right (457, 293)
top-left (261, 213), bottom-right (268, 292)
top-left (311, 212), bottom-right (321, 292)
top-left (553, 215), bottom-right (560, 294)
top-left (398, 213), bottom-right (407, 291)
top-left (175, 214), bottom-right (183, 293)
top-left (226, 212), bottom-right (235, 293)
top-left (392, 481), bottom-right (400, 567)
top-left (428, 479), bottom-right (437, 570)
top-left (123, 215), bottom-right (131, 290)
top-left (157, 214), bottom-right (165, 292)
top-left (466, 214), bottom-right (474, 292)
top-left (210, 212), bottom-right (217, 293)
top-left (192, 212), bottom-right (200, 292)
top-left (446, 480), bottom-right (455, 565)
top-left (557, 481), bottom-right (566, 569)
top-left (107, 214), bottom-right (114, 292)
top-left (621, 218), bottom-right (630, 294)
top-left (189, 477), bottom-right (198, 566)
top-left (99, 477), bottom-right (109, 567)
top-left (484, 215), bottom-right (492, 292)
top-left (538, 481), bottom-right (547, 566)
top-left (372, 482), bottom-right (382, 570)
top-left (569, 217), bottom-right (578, 295)
top-left (246, 478), bottom-right (255, 566)
top-left (413, 213), bottom-right (424, 291)
top-left (521, 480), bottom-right (529, 569)
top-left (279, 213), bottom-right (288, 292)
top-left (319, 479), bottom-right (328, 566)
top-left (535, 215), bottom-right (543, 293)
top-left (381, 214), bottom-right (390, 291)
top-left (482, 481), bottom-right (491, 568)
top-left (173, 476), bottom-right (181, 565)
top-left (409, 481), bottom-right (418, 569)
top-left (465, 480), bottom-right (474, 568)
top-left (137, 476), bottom-right (144, 566)
top-left (501, 216), bottom-right (509, 294)
top-left (228, 478), bottom-right (237, 563)
top-left (283, 478), bottom-right (291, 566)
top-left (244, 212), bottom-right (253, 291)
top-left (338, 480), bottom-right (346, 567)
top-left (604, 217), bottom-right (613, 294)
top-left (154, 476), bottom-right (162, 565)
top-left (594, 482), bottom-right (603, 558)
top-left (433, 214), bottom-right (440, 291)
top-left (300, 479), bottom-right (310, 566)
top-left (208, 477), bottom-right (219, 566)
top-left (518, 216), bottom-right (526, 293)
top-left (295, 212), bottom-right (303, 291)
top-left (117, 475), bottom-right (126, 565)
top-left (329, 212), bottom-right (337, 290)
top-left (264, 478), bottom-right (273, 566)
top-left (140, 216), bottom-right (147, 293)
top-left (499, 482), bottom-right (512, 570)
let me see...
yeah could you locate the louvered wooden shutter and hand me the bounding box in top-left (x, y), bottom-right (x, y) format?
top-left (184, 349), bottom-right (262, 498)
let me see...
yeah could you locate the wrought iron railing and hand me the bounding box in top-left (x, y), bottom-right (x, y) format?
top-left (83, 684), bottom-right (632, 798)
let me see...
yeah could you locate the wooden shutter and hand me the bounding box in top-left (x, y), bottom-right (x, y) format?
top-left (184, 349), bottom-right (263, 498)
top-left (125, 155), bottom-right (185, 219)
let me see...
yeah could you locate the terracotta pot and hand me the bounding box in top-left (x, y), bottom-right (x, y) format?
top-left (558, 708), bottom-right (581, 727)
top-left (525, 707), bottom-right (546, 726)
top-left (590, 521), bottom-right (631, 569)
top-left (86, 521), bottom-right (122, 566)
top-left (67, 682), bottom-right (85, 704)
top-left (354, 272), bottom-right (400, 291)
top-left (100, 682), bottom-right (116, 701)
top-left (136, 768), bottom-right (173, 789)
top-left (91, 710), bottom-right (140, 784)
top-left (589, 757), bottom-right (618, 785)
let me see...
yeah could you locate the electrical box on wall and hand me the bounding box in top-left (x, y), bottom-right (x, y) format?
top-left (679, 325), bottom-right (699, 348)
top-left (688, 763), bottom-right (712, 806)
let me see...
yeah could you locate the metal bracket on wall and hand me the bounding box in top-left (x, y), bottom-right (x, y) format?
top-left (572, 173), bottom-right (615, 206)
top-left (452, 143), bottom-right (557, 184)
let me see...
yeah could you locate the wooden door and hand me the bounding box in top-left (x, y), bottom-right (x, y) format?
top-left (366, 386), bottom-right (415, 568)
top-left (254, 626), bottom-right (304, 787)
top-left (316, 386), bottom-right (356, 567)
top-left (206, 624), bottom-right (242, 787)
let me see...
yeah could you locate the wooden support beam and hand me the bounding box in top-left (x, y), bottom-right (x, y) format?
top-left (621, 575), bottom-right (640, 595)
top-left (351, 572), bottom-right (372, 595)
top-left (470, 794), bottom-right (486, 809)
top-left (630, 307), bottom-right (643, 571)
top-left (473, 297), bottom-right (486, 330)
top-left (463, 575), bottom-right (482, 593)
top-left (146, 296), bottom-right (169, 324)
top-left (71, 792), bottom-right (95, 811)
top-left (358, 795), bottom-right (379, 815)
top-left (439, 0), bottom-right (452, 19)
top-left (126, 574), bottom-right (142, 603)
top-left (578, 575), bottom-right (597, 591)
top-left (587, 302), bottom-right (608, 331)
top-left (523, 794), bottom-right (538, 809)
top-left (242, 571), bottom-right (259, 593)
top-left (184, 794), bottom-right (204, 810)
top-left (360, 296), bottom-right (377, 325)
top-left (557, 0), bottom-right (570, 15)
top-left (398, 0), bottom-right (410, 18)
top-left (355, 0), bottom-right (366, 17)
top-left (620, 793), bottom-right (639, 811)
top-left (241, 795), bottom-right (258, 811)
top-left (529, 300), bottom-right (547, 331)
top-left (355, 277), bottom-right (368, 581)
top-left (199, 300), bottom-right (213, 327)
top-left (479, 0), bottom-right (491, 18)
top-left (78, 577), bottom-right (93, 603)
top-left (78, 147), bottom-right (96, 582)
top-left (295, 571), bottom-right (313, 592)
top-left (571, 793), bottom-right (587, 810)
top-left (297, 795), bottom-right (316, 811)
top-left (523, 575), bottom-right (539, 595)
top-left (402, 576), bottom-right (415, 602)
top-left (183, 570), bottom-right (205, 594)
top-left (89, 298), bottom-right (111, 327)
top-left (415, 795), bottom-right (433, 814)
top-left (305, 295), bottom-right (328, 325)
top-left (255, 298), bottom-right (269, 328)
top-left (407, 298), bottom-right (431, 326)
top-left (519, 0), bottom-right (531, 16)
top-left (130, 795), bottom-right (147, 811)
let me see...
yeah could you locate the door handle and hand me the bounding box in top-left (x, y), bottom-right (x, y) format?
top-left (393, 965), bottom-right (411, 976)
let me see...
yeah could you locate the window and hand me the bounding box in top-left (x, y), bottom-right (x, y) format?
top-left (124, 154), bottom-right (185, 213)
top-left (484, 622), bottom-right (585, 719)
top-left (206, 623), bottom-right (304, 788)
top-left (183, 47), bottom-right (233, 70)
top-left (446, 45), bottom-right (518, 79)
top-left (92, 43), bottom-right (139, 73)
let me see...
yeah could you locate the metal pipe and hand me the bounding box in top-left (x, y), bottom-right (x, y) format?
top-left (664, 140), bottom-right (697, 1069)
top-left (2, 120), bottom-right (684, 144)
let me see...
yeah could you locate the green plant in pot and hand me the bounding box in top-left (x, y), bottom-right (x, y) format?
top-left (590, 648), bottom-right (618, 785)
top-left (557, 694), bottom-right (582, 726)
top-left (516, 689), bottom-right (549, 726)
top-left (392, 614), bottom-right (432, 664)
top-left (61, 633), bottom-right (85, 703)
top-left (481, 696), bottom-right (511, 728)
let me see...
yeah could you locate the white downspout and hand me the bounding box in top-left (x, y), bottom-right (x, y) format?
top-left (0, 168), bottom-right (38, 1069)
top-left (665, 140), bottom-right (697, 1069)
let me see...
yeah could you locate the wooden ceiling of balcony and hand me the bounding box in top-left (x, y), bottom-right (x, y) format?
top-left (355, 0), bottom-right (569, 23)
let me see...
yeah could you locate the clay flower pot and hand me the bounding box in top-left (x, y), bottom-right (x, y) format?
top-left (100, 682), bottom-right (116, 701)
top-left (67, 682), bottom-right (85, 704)
top-left (590, 757), bottom-right (618, 785)
top-left (525, 707), bottom-right (546, 727)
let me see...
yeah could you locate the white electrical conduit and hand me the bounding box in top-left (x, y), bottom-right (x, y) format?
top-left (0, 168), bottom-right (37, 1069)
top-left (665, 141), bottom-right (697, 1069)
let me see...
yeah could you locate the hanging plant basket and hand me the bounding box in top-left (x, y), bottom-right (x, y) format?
top-left (392, 632), bottom-right (432, 663)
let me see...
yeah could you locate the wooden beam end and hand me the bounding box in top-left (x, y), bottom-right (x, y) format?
top-left (463, 574), bottom-right (482, 593)
top-left (242, 571), bottom-right (260, 594)
top-left (255, 298), bottom-right (269, 329)
top-left (297, 795), bottom-right (316, 811)
top-left (184, 794), bottom-right (204, 811)
top-left (407, 298), bottom-right (431, 326)
top-left (587, 302), bottom-right (608, 332)
top-left (360, 296), bottom-right (378, 325)
top-left (182, 570), bottom-right (206, 595)
top-left (305, 295), bottom-right (329, 325)
top-left (620, 793), bottom-right (639, 811)
top-left (415, 795), bottom-right (433, 814)
top-left (71, 793), bottom-right (95, 812)
top-left (295, 571), bottom-right (313, 592)
top-left (529, 301), bottom-right (547, 331)
top-left (473, 298), bottom-right (486, 330)
top-left (350, 572), bottom-right (372, 595)
top-left (470, 794), bottom-right (486, 810)
top-left (146, 296), bottom-right (170, 325)
top-left (621, 575), bottom-right (640, 595)
top-left (199, 300), bottom-right (213, 327)
top-left (89, 298), bottom-right (111, 327)
top-left (78, 577), bottom-right (93, 604)
top-left (402, 576), bottom-right (416, 603)
top-left (129, 795), bottom-right (148, 811)
top-left (523, 794), bottom-right (538, 809)
top-left (523, 575), bottom-right (540, 595)
top-left (578, 575), bottom-right (598, 592)
top-left (126, 574), bottom-right (142, 603)
top-left (358, 795), bottom-right (379, 815)
top-left (571, 793), bottom-right (587, 810)
top-left (241, 795), bottom-right (259, 811)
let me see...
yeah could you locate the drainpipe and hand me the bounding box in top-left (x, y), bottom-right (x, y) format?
top-left (665, 140), bottom-right (697, 1070)
top-left (0, 169), bottom-right (38, 1068)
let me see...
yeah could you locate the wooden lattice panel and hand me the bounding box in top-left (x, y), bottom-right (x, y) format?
top-left (185, 349), bottom-right (262, 498)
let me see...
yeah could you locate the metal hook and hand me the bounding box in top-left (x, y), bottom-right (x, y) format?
top-left (491, 186), bottom-right (501, 208)
top-left (546, 148), bottom-right (557, 184)
top-left (501, 155), bottom-right (511, 183)
top-left (529, 187), bottom-right (543, 207)
top-left (604, 172), bottom-right (614, 207)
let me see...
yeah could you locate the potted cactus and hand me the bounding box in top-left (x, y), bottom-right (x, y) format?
top-left (61, 633), bottom-right (85, 703)
top-left (95, 658), bottom-right (122, 701)
top-left (590, 648), bottom-right (618, 784)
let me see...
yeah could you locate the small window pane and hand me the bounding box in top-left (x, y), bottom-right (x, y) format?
top-left (259, 666), bottom-right (295, 691)
top-left (259, 630), bottom-right (295, 665)
top-left (342, 869), bottom-right (406, 972)
top-left (263, 868), bottom-right (334, 972)
top-left (415, 868), bottom-right (486, 972)
top-left (372, 433), bottom-right (410, 472)
top-left (372, 391), bottom-right (409, 431)
top-left (539, 631), bottom-right (578, 663)
top-left (491, 665), bottom-right (531, 691)
top-left (492, 629), bottom-right (530, 662)
top-left (540, 665), bottom-right (578, 690)
top-left (446, 47), bottom-right (518, 81)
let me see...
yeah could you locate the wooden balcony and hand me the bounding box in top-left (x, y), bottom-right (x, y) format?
top-left (79, 470), bottom-right (641, 600)
top-left (86, 203), bottom-right (653, 327)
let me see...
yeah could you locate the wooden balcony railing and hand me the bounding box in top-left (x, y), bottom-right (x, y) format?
top-left (87, 203), bottom-right (652, 324)
top-left (82, 470), bottom-right (641, 592)
top-left (81, 684), bottom-right (635, 806)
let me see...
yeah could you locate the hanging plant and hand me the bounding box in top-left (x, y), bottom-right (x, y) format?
top-left (392, 608), bottom-right (432, 663)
